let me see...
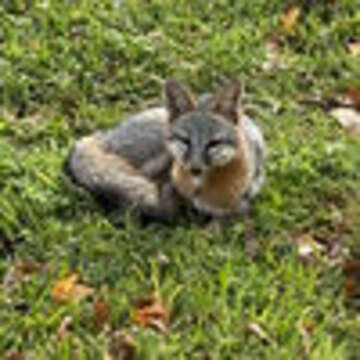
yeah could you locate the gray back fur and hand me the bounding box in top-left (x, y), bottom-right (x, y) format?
top-left (243, 115), bottom-right (266, 199)
top-left (96, 108), bottom-right (170, 169)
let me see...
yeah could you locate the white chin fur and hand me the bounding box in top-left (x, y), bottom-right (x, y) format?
top-left (191, 175), bottom-right (204, 189)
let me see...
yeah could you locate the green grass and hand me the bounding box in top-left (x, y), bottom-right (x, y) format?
top-left (1, 0), bottom-right (360, 358)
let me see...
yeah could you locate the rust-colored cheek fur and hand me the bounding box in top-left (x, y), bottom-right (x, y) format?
top-left (172, 149), bottom-right (250, 211)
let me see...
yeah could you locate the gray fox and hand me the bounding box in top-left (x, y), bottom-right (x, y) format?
top-left (66, 80), bottom-right (265, 222)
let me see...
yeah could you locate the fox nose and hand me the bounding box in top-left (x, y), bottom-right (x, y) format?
top-left (190, 167), bottom-right (203, 177)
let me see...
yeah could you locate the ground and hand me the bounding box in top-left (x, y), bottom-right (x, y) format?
top-left (1, 1), bottom-right (360, 359)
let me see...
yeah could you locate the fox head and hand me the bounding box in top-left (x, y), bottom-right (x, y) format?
top-left (164, 79), bottom-right (244, 187)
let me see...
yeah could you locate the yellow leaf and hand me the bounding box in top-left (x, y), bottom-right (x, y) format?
top-left (281, 5), bottom-right (301, 33)
top-left (51, 274), bottom-right (94, 302)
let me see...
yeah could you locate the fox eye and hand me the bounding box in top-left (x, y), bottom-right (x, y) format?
top-left (173, 134), bottom-right (190, 146)
top-left (207, 139), bottom-right (224, 148)
top-left (167, 133), bottom-right (190, 162)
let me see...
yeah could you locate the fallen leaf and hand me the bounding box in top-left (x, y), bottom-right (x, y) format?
top-left (345, 87), bottom-right (360, 107)
top-left (347, 41), bottom-right (360, 56)
top-left (330, 107), bottom-right (360, 137)
top-left (71, 284), bottom-right (95, 300)
top-left (294, 234), bottom-right (324, 262)
top-left (298, 89), bottom-right (360, 137)
top-left (297, 91), bottom-right (357, 110)
top-left (57, 316), bottom-right (73, 342)
top-left (342, 260), bottom-right (360, 302)
top-left (51, 274), bottom-right (78, 301)
top-left (3, 260), bottom-right (42, 294)
top-left (104, 331), bottom-right (136, 360)
top-left (281, 5), bottom-right (301, 33)
top-left (16, 260), bottom-right (41, 275)
top-left (299, 87), bottom-right (360, 109)
top-left (262, 37), bottom-right (285, 71)
top-left (2, 265), bottom-right (18, 292)
top-left (2, 352), bottom-right (26, 360)
top-left (51, 274), bottom-right (94, 303)
top-left (310, 226), bottom-right (348, 266)
top-left (297, 93), bottom-right (333, 109)
top-left (345, 279), bottom-right (357, 298)
top-left (326, 240), bottom-right (346, 266)
top-left (343, 259), bottom-right (360, 275)
top-left (93, 298), bottom-right (111, 328)
top-left (132, 295), bottom-right (169, 332)
top-left (245, 322), bottom-right (277, 346)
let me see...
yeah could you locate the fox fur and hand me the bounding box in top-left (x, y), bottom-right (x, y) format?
top-left (66, 80), bottom-right (265, 221)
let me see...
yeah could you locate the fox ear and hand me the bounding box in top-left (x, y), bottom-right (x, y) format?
top-left (164, 80), bottom-right (196, 121)
top-left (210, 79), bottom-right (243, 124)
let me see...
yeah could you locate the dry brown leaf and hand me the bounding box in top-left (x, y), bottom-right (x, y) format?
top-left (2, 352), bottom-right (26, 360)
top-left (343, 259), bottom-right (360, 275)
top-left (94, 298), bottom-right (111, 328)
top-left (281, 5), bottom-right (301, 33)
top-left (16, 260), bottom-right (41, 275)
top-left (51, 274), bottom-right (94, 303)
top-left (342, 260), bottom-right (360, 302)
top-left (347, 42), bottom-right (360, 56)
top-left (294, 234), bottom-right (324, 262)
top-left (245, 322), bottom-right (277, 346)
top-left (57, 316), bottom-right (73, 342)
top-left (345, 87), bottom-right (360, 107)
top-left (132, 295), bottom-right (169, 332)
top-left (330, 107), bottom-right (360, 137)
top-left (345, 279), bottom-right (358, 298)
top-left (299, 87), bottom-right (360, 109)
top-left (104, 331), bottom-right (136, 360)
